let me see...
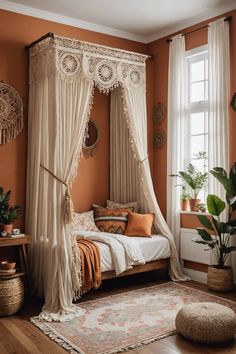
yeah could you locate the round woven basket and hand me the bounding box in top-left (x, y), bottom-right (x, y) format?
top-left (208, 266), bottom-right (234, 293)
top-left (0, 276), bottom-right (24, 316)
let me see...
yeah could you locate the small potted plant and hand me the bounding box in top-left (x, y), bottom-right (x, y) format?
top-left (180, 187), bottom-right (190, 211)
top-left (197, 203), bottom-right (207, 212)
top-left (193, 162), bottom-right (236, 292)
top-left (0, 188), bottom-right (21, 235)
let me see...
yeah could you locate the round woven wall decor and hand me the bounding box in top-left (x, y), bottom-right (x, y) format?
top-left (0, 82), bottom-right (23, 144)
top-left (154, 129), bottom-right (166, 149)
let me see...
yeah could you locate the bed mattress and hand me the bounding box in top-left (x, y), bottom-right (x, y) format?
top-left (94, 234), bottom-right (170, 272)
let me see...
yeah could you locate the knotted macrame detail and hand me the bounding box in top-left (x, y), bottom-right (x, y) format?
top-left (0, 82), bottom-right (23, 144)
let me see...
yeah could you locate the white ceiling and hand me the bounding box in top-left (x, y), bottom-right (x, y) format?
top-left (1, 0), bottom-right (235, 43)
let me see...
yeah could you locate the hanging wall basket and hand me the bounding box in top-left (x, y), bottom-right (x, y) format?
top-left (0, 82), bottom-right (23, 144)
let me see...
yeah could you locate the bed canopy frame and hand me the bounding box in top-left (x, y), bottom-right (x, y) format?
top-left (26, 33), bottom-right (187, 321)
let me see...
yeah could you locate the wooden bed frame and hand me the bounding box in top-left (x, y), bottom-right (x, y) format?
top-left (102, 258), bottom-right (170, 280)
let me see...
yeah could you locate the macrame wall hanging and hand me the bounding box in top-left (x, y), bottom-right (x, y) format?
top-left (0, 82), bottom-right (23, 144)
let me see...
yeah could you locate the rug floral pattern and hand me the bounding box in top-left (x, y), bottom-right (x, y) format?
top-left (32, 282), bottom-right (235, 354)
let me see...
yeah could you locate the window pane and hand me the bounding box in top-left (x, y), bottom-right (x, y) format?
top-left (190, 82), bottom-right (205, 102)
top-left (190, 158), bottom-right (205, 172)
top-left (205, 81), bottom-right (208, 100)
top-left (190, 135), bottom-right (205, 158)
top-left (205, 59), bottom-right (208, 79)
top-left (190, 61), bottom-right (204, 82)
top-left (190, 112), bottom-right (205, 135)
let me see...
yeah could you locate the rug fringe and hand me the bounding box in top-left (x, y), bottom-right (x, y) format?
top-left (30, 317), bottom-right (83, 354)
top-left (31, 316), bottom-right (176, 354)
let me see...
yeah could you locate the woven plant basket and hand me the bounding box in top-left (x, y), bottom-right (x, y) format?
top-left (0, 276), bottom-right (24, 316)
top-left (207, 266), bottom-right (234, 293)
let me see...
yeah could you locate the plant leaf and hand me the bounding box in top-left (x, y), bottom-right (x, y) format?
top-left (229, 162), bottom-right (236, 193)
top-left (196, 228), bottom-right (214, 242)
top-left (197, 215), bottom-right (214, 230)
top-left (207, 194), bottom-right (225, 216)
top-left (210, 168), bottom-right (234, 195)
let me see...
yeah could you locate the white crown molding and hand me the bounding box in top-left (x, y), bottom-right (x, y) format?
top-left (0, 0), bottom-right (147, 43)
top-left (0, 0), bottom-right (235, 44)
top-left (147, 0), bottom-right (236, 43)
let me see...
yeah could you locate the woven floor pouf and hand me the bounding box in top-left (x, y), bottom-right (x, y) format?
top-left (175, 302), bottom-right (236, 343)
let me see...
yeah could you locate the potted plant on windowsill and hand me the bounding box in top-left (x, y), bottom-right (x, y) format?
top-left (193, 162), bottom-right (236, 292)
top-left (180, 187), bottom-right (190, 211)
top-left (170, 162), bottom-right (208, 212)
top-left (0, 187), bottom-right (21, 235)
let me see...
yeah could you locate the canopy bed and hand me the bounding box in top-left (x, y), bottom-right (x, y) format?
top-left (26, 33), bottom-right (187, 321)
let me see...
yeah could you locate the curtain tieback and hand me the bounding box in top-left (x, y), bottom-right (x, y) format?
top-left (138, 155), bottom-right (149, 165)
top-left (40, 163), bottom-right (73, 224)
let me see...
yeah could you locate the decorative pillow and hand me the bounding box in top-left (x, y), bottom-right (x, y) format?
top-left (94, 207), bottom-right (132, 234)
top-left (71, 211), bottom-right (99, 236)
top-left (106, 200), bottom-right (139, 212)
top-left (125, 211), bottom-right (155, 237)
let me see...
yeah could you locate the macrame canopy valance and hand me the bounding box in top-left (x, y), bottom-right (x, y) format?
top-left (26, 34), bottom-right (187, 322)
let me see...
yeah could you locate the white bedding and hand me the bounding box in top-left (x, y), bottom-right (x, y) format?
top-left (78, 231), bottom-right (170, 273)
top-left (97, 234), bottom-right (170, 272)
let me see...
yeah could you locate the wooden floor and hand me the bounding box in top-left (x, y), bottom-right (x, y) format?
top-left (0, 271), bottom-right (235, 354)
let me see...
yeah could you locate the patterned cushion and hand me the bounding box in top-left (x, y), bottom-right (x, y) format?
top-left (94, 207), bottom-right (132, 234)
top-left (71, 211), bottom-right (99, 236)
top-left (106, 200), bottom-right (139, 212)
top-left (125, 211), bottom-right (155, 237)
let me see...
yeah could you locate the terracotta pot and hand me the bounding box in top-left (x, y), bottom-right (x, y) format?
top-left (189, 198), bottom-right (201, 212)
top-left (2, 224), bottom-right (13, 234)
top-left (180, 200), bottom-right (189, 211)
top-left (207, 266), bottom-right (234, 293)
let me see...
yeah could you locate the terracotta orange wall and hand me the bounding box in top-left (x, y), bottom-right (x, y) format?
top-left (0, 9), bottom-right (154, 228)
top-left (148, 9), bottom-right (236, 221)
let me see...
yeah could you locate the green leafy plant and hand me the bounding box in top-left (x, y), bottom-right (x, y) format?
top-left (197, 203), bottom-right (207, 212)
top-left (193, 162), bottom-right (236, 268)
top-left (0, 188), bottom-right (21, 225)
top-left (1, 206), bottom-right (21, 225)
top-left (180, 186), bottom-right (191, 202)
top-left (170, 163), bottom-right (208, 199)
top-left (0, 188), bottom-right (11, 224)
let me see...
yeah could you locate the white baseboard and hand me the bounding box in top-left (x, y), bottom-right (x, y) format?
top-left (184, 267), bottom-right (236, 287)
top-left (183, 268), bottom-right (207, 284)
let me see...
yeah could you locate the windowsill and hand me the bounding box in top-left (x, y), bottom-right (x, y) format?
top-left (180, 211), bottom-right (210, 216)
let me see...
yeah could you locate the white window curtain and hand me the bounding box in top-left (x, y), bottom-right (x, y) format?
top-left (167, 34), bottom-right (187, 252)
top-left (208, 18), bottom-right (230, 210)
top-left (208, 18), bottom-right (233, 275)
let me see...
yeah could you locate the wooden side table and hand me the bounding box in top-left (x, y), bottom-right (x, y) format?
top-left (0, 235), bottom-right (31, 280)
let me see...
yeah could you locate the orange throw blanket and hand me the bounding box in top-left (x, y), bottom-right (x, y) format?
top-left (76, 238), bottom-right (102, 294)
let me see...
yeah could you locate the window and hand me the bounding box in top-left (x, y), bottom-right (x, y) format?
top-left (186, 45), bottom-right (208, 201)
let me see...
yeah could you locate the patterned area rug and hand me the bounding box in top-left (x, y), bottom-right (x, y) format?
top-left (31, 282), bottom-right (235, 354)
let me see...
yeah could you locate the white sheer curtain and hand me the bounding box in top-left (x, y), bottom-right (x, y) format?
top-left (123, 85), bottom-right (187, 281)
top-left (208, 18), bottom-right (233, 275)
top-left (166, 34), bottom-right (187, 251)
top-left (110, 87), bottom-right (140, 203)
top-left (26, 46), bottom-right (94, 320)
top-left (208, 18), bottom-right (230, 209)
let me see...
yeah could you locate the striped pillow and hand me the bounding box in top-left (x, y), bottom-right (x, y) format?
top-left (94, 207), bottom-right (133, 234)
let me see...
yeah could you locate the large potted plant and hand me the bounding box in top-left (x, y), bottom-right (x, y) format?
top-left (193, 162), bottom-right (236, 292)
top-left (170, 162), bottom-right (208, 211)
top-left (0, 187), bottom-right (21, 235)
